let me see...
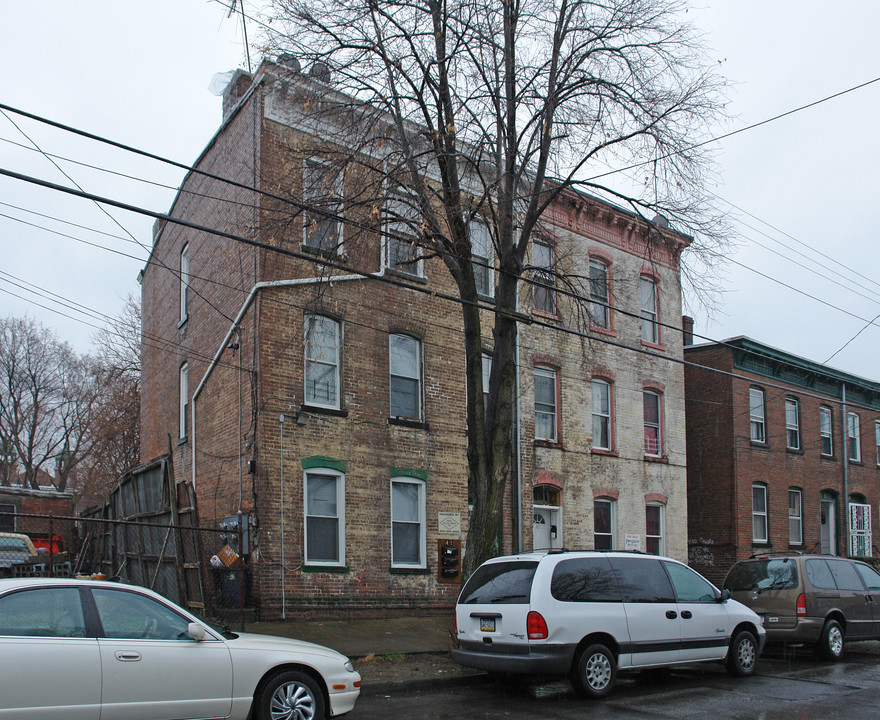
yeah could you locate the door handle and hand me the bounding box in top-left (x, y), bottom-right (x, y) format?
top-left (666, 610), bottom-right (678, 619)
top-left (681, 611), bottom-right (693, 619)
top-left (115, 651), bottom-right (142, 662)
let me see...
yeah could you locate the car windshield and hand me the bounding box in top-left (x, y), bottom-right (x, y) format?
top-left (0, 538), bottom-right (29, 553)
top-left (725, 558), bottom-right (798, 592)
top-left (459, 561), bottom-right (538, 604)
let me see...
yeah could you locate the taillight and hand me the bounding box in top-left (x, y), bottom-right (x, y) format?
top-left (796, 593), bottom-right (807, 617)
top-left (527, 611), bottom-right (548, 639)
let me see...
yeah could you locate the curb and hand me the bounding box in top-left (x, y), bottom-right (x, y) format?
top-left (359, 670), bottom-right (488, 697)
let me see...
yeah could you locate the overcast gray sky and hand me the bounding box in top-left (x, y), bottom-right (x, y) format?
top-left (2, 1), bottom-right (879, 381)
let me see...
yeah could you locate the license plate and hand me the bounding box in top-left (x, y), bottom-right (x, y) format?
top-left (480, 617), bottom-right (496, 632)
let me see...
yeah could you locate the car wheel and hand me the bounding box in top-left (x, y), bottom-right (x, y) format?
top-left (257, 670), bottom-right (325, 720)
top-left (725, 630), bottom-right (758, 676)
top-left (571, 643), bottom-right (616, 698)
top-left (818, 619), bottom-right (845, 661)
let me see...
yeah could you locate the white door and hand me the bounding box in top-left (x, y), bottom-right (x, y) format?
top-left (821, 499), bottom-right (837, 555)
top-left (533, 506), bottom-right (561, 550)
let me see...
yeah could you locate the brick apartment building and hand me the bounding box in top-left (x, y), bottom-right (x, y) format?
top-left (685, 337), bottom-right (880, 584)
top-left (139, 58), bottom-right (692, 617)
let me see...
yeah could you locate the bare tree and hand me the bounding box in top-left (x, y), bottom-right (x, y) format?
top-left (260, 0), bottom-right (727, 576)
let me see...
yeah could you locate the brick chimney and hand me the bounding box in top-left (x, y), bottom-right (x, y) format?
top-left (222, 69), bottom-right (255, 121)
top-left (681, 315), bottom-right (694, 346)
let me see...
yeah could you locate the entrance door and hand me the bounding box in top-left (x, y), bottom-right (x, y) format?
top-left (533, 506), bottom-right (561, 550)
top-left (820, 496), bottom-right (837, 555)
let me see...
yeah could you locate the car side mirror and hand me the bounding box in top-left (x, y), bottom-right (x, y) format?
top-left (187, 622), bottom-right (207, 642)
top-left (718, 588), bottom-right (731, 603)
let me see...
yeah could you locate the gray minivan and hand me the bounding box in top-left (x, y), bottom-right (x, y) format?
top-left (724, 554), bottom-right (880, 660)
top-left (453, 551), bottom-right (765, 698)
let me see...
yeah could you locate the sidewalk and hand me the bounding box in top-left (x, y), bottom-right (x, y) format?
top-left (244, 615), bottom-right (486, 695)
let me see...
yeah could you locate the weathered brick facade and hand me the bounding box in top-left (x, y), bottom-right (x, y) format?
top-left (685, 338), bottom-right (880, 585)
top-left (140, 60), bottom-right (691, 618)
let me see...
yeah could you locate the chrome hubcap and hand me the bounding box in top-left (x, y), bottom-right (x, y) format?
top-left (828, 626), bottom-right (843, 656)
top-left (585, 652), bottom-right (611, 690)
top-left (270, 681), bottom-right (316, 720)
top-left (737, 638), bottom-right (756, 670)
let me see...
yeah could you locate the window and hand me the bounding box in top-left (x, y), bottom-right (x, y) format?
top-left (752, 484), bottom-right (768, 543)
top-left (481, 352), bottom-right (492, 414)
top-left (849, 501), bottom-right (872, 557)
top-left (847, 412), bottom-right (861, 462)
top-left (532, 241), bottom-right (556, 314)
top-left (179, 243), bottom-right (190, 323)
top-left (389, 334), bottom-right (423, 419)
top-left (785, 397), bottom-right (800, 450)
top-left (93, 588), bottom-right (190, 640)
top-left (820, 406), bottom-right (833, 456)
top-left (179, 363), bottom-right (189, 440)
top-left (0, 504), bottom-right (14, 533)
top-left (643, 390), bottom-right (662, 457)
top-left (588, 259), bottom-right (610, 329)
top-left (640, 276), bottom-right (659, 344)
top-left (591, 379), bottom-right (612, 451)
top-left (646, 504), bottom-right (664, 555)
top-left (385, 194), bottom-right (422, 276)
top-left (471, 221), bottom-right (494, 297)
top-left (749, 387), bottom-right (765, 443)
top-left (789, 488), bottom-right (803, 545)
top-left (304, 315), bottom-right (340, 409)
top-left (0, 587), bottom-right (85, 637)
top-left (305, 470), bottom-right (345, 565)
top-left (594, 498), bottom-right (615, 550)
top-left (663, 561), bottom-right (717, 602)
top-left (303, 158), bottom-right (342, 252)
top-left (391, 477), bottom-right (426, 568)
top-left (551, 556), bottom-right (620, 602)
top-left (611, 557), bottom-right (674, 602)
top-left (534, 367), bottom-right (558, 442)
top-left (875, 421), bottom-right (880, 466)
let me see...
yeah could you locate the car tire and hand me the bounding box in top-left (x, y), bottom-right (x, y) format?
top-left (818, 619), bottom-right (845, 661)
top-left (256, 670), bottom-right (325, 720)
top-left (571, 643), bottom-right (616, 698)
top-left (725, 630), bottom-right (758, 677)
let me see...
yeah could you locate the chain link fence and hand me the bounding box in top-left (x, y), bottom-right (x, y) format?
top-left (0, 510), bottom-right (249, 630)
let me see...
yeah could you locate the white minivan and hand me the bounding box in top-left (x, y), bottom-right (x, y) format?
top-left (452, 551), bottom-right (766, 698)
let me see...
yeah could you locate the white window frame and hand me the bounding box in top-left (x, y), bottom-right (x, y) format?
top-left (594, 498), bottom-right (616, 550)
top-left (384, 193), bottom-right (423, 277)
top-left (785, 397), bottom-right (800, 450)
top-left (643, 390), bottom-right (662, 457)
top-left (304, 315), bottom-right (341, 409)
top-left (304, 469), bottom-right (345, 566)
top-left (749, 387), bottom-right (766, 443)
top-left (389, 334), bottom-right (423, 420)
top-left (588, 258), bottom-right (610, 329)
top-left (470, 221), bottom-right (494, 298)
top-left (848, 412), bottom-right (861, 462)
top-left (752, 484), bottom-right (768, 543)
top-left (303, 157), bottom-right (343, 253)
top-left (820, 406), bottom-right (833, 456)
top-left (591, 379), bottom-right (612, 451)
top-left (481, 352), bottom-right (492, 414)
top-left (789, 488), bottom-right (803, 545)
top-left (640, 276), bottom-right (659, 344)
top-left (532, 240), bottom-right (557, 314)
top-left (179, 243), bottom-right (190, 323)
top-left (179, 362), bottom-right (189, 440)
top-left (645, 503), bottom-right (665, 555)
top-left (534, 366), bottom-right (558, 442)
top-left (390, 477), bottom-right (427, 569)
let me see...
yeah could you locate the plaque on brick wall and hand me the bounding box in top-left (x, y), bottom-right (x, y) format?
top-left (438, 512), bottom-right (461, 535)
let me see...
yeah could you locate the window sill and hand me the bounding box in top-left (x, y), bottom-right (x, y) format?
top-left (849, 459), bottom-right (864, 467)
top-left (302, 564), bottom-right (350, 573)
top-left (644, 454), bottom-right (668, 464)
top-left (820, 453), bottom-right (837, 461)
top-left (640, 340), bottom-right (667, 352)
top-left (531, 308), bottom-right (560, 322)
top-left (384, 267), bottom-right (427, 284)
top-left (590, 325), bottom-right (617, 338)
top-left (301, 404), bottom-right (348, 418)
top-left (390, 567), bottom-right (431, 575)
top-left (591, 448), bottom-right (618, 457)
top-left (750, 441), bottom-right (770, 449)
top-left (388, 417), bottom-right (430, 431)
top-left (477, 292), bottom-right (496, 304)
top-left (535, 439), bottom-right (565, 450)
top-left (786, 447), bottom-right (804, 455)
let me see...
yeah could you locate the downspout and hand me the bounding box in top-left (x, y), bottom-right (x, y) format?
top-left (279, 413), bottom-right (286, 620)
top-left (191, 275), bottom-right (363, 490)
top-left (515, 293), bottom-right (522, 553)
